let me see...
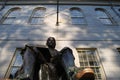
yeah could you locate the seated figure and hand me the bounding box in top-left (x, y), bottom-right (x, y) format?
top-left (44, 37), bottom-right (95, 80)
top-left (14, 37), bottom-right (95, 80)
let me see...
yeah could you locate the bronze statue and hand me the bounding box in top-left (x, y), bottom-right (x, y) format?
top-left (12, 37), bottom-right (95, 80)
top-left (44, 37), bottom-right (61, 80)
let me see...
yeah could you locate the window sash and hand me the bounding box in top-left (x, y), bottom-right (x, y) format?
top-left (96, 9), bottom-right (114, 25)
top-left (71, 17), bottom-right (86, 25)
top-left (3, 17), bottom-right (16, 24)
top-left (7, 48), bottom-right (23, 78)
top-left (11, 49), bottom-right (23, 67)
top-left (96, 12), bottom-right (108, 18)
top-left (10, 66), bottom-right (21, 78)
top-left (13, 52), bottom-right (23, 67)
top-left (70, 10), bottom-right (83, 17)
top-left (77, 48), bottom-right (104, 80)
top-left (30, 8), bottom-right (46, 24)
top-left (1, 8), bottom-right (21, 24)
top-left (30, 17), bottom-right (44, 24)
top-left (33, 10), bottom-right (45, 17)
top-left (8, 10), bottom-right (21, 17)
top-left (99, 18), bottom-right (112, 25)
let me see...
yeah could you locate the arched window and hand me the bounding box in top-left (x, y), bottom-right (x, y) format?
top-left (5, 48), bottom-right (23, 78)
top-left (95, 8), bottom-right (115, 25)
top-left (0, 7), bottom-right (21, 24)
top-left (29, 7), bottom-right (46, 25)
top-left (70, 7), bottom-right (86, 25)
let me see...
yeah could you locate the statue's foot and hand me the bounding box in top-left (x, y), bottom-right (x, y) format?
top-left (75, 68), bottom-right (95, 80)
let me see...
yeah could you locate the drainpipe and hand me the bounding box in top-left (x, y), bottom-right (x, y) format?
top-left (56, 0), bottom-right (59, 26)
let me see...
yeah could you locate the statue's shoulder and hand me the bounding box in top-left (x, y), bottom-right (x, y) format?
top-left (25, 44), bottom-right (47, 48)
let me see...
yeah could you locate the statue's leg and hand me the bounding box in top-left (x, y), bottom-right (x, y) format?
top-left (39, 63), bottom-right (59, 80)
top-left (40, 64), bottom-right (49, 80)
top-left (33, 62), bottom-right (41, 80)
top-left (47, 63), bottom-right (59, 80)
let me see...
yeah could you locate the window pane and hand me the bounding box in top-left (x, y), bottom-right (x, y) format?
top-left (76, 48), bottom-right (104, 80)
top-left (3, 17), bottom-right (16, 24)
top-left (100, 18), bottom-right (112, 25)
top-left (34, 10), bottom-right (45, 17)
top-left (10, 67), bottom-right (19, 78)
top-left (30, 8), bottom-right (46, 24)
top-left (8, 10), bottom-right (20, 17)
top-left (71, 9), bottom-right (83, 17)
top-left (96, 10), bottom-right (108, 18)
top-left (14, 52), bottom-right (23, 66)
top-left (72, 17), bottom-right (85, 24)
top-left (70, 8), bottom-right (86, 25)
top-left (8, 48), bottom-right (23, 78)
top-left (95, 9), bottom-right (114, 25)
top-left (2, 8), bottom-right (21, 24)
top-left (31, 17), bottom-right (44, 24)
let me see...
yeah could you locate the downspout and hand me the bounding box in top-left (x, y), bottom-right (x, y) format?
top-left (56, 0), bottom-right (59, 26)
top-left (108, 0), bottom-right (120, 18)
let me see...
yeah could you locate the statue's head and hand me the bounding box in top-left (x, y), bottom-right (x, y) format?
top-left (46, 37), bottom-right (56, 49)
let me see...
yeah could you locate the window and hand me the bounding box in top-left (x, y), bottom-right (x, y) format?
top-left (76, 48), bottom-right (106, 80)
top-left (5, 48), bottom-right (23, 78)
top-left (0, 7), bottom-right (21, 24)
top-left (70, 7), bottom-right (86, 25)
top-left (95, 8), bottom-right (116, 25)
top-left (29, 7), bottom-right (46, 25)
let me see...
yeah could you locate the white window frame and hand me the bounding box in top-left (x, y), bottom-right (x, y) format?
top-left (76, 48), bottom-right (106, 80)
top-left (29, 7), bottom-right (46, 25)
top-left (95, 8), bottom-right (117, 25)
top-left (0, 7), bottom-right (21, 25)
top-left (4, 48), bottom-right (23, 78)
top-left (70, 7), bottom-right (86, 25)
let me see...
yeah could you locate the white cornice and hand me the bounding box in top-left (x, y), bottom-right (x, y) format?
top-left (0, 1), bottom-right (120, 6)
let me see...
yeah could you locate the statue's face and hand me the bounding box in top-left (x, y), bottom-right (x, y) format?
top-left (46, 37), bottom-right (56, 48)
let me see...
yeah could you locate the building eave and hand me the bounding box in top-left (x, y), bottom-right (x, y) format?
top-left (0, 1), bottom-right (120, 6)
